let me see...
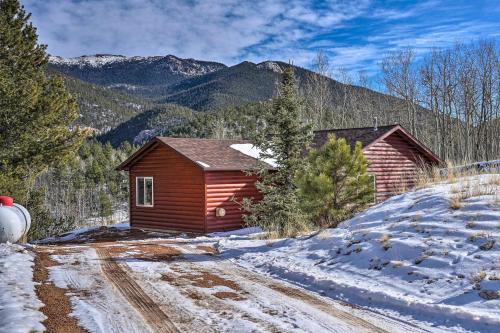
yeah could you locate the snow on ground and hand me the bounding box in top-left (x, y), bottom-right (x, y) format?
top-left (219, 174), bottom-right (500, 333)
top-left (0, 243), bottom-right (45, 333)
top-left (48, 246), bottom-right (150, 333)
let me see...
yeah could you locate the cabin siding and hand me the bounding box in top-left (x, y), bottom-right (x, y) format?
top-left (204, 171), bottom-right (261, 233)
top-left (129, 143), bottom-right (205, 232)
top-left (364, 131), bottom-right (435, 202)
top-left (121, 127), bottom-right (440, 233)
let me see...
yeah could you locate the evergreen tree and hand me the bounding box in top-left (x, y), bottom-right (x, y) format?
top-left (99, 190), bottom-right (113, 219)
top-left (0, 0), bottom-right (84, 178)
top-left (242, 67), bottom-right (312, 237)
top-left (295, 135), bottom-right (374, 227)
top-left (0, 0), bottom-right (85, 238)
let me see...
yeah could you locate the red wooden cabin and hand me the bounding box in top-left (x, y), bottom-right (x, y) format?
top-left (118, 124), bottom-right (440, 232)
top-left (118, 138), bottom-right (263, 233)
top-left (312, 125), bottom-right (441, 202)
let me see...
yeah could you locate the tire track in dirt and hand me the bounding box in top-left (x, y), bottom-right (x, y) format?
top-left (95, 247), bottom-right (179, 333)
top-left (167, 243), bottom-right (391, 332)
top-left (159, 266), bottom-right (288, 333)
top-left (175, 243), bottom-right (394, 333)
top-left (111, 242), bottom-right (286, 332)
top-left (217, 262), bottom-right (413, 333)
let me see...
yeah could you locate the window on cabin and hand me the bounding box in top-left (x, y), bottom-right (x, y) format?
top-left (136, 177), bottom-right (153, 206)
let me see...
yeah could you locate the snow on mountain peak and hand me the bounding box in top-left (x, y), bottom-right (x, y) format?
top-left (48, 54), bottom-right (226, 76)
top-left (48, 54), bottom-right (133, 67)
top-left (257, 61), bottom-right (283, 73)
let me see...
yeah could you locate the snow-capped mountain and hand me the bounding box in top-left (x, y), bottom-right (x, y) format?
top-left (48, 54), bottom-right (226, 87)
top-left (49, 54), bottom-right (132, 67)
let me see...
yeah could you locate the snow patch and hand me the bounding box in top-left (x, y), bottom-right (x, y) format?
top-left (196, 161), bottom-right (210, 168)
top-left (0, 243), bottom-right (45, 333)
top-left (36, 221), bottom-right (129, 244)
top-left (209, 227), bottom-right (262, 238)
top-left (230, 144), bottom-right (277, 167)
top-left (257, 61), bottom-right (283, 73)
top-left (49, 54), bottom-right (132, 67)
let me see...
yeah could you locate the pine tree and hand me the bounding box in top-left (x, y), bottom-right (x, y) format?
top-left (295, 135), bottom-right (374, 227)
top-left (0, 0), bottom-right (85, 180)
top-left (242, 67), bottom-right (312, 237)
top-left (0, 0), bottom-right (85, 239)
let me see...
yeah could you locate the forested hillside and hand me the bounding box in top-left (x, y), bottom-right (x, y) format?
top-left (49, 42), bottom-right (500, 162)
top-left (60, 75), bottom-right (154, 132)
top-left (99, 102), bottom-right (268, 146)
top-left (50, 56), bottom-right (437, 149)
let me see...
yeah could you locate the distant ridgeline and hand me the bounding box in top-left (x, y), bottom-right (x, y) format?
top-left (47, 54), bottom-right (435, 150)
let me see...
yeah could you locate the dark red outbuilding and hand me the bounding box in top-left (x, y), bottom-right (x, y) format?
top-left (118, 124), bottom-right (441, 233)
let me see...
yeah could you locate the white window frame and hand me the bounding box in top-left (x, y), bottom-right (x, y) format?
top-left (136, 176), bottom-right (154, 207)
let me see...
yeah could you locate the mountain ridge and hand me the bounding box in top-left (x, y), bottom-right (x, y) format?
top-left (47, 53), bottom-right (437, 149)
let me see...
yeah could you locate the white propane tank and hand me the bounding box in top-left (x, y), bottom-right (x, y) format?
top-left (0, 196), bottom-right (31, 243)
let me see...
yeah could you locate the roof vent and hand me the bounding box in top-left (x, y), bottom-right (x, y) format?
top-left (373, 117), bottom-right (378, 131)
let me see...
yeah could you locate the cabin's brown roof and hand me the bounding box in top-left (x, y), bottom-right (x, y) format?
top-left (311, 125), bottom-right (398, 150)
top-left (157, 137), bottom-right (260, 170)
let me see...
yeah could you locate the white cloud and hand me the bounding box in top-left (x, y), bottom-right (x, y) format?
top-left (23, 0), bottom-right (369, 66)
top-left (21, 0), bottom-right (500, 74)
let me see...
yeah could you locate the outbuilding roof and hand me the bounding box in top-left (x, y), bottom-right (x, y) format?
top-left (311, 124), bottom-right (398, 150)
top-left (117, 124), bottom-right (441, 171)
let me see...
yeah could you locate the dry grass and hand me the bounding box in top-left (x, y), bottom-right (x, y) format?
top-left (414, 255), bottom-right (428, 265)
top-left (379, 234), bottom-right (391, 251)
top-left (392, 260), bottom-right (404, 268)
top-left (415, 160), bottom-right (499, 189)
top-left (468, 232), bottom-right (489, 242)
top-left (449, 197), bottom-right (462, 210)
top-left (488, 174), bottom-right (500, 186)
top-left (318, 230), bottom-right (330, 240)
top-left (466, 221), bottom-right (477, 229)
top-left (458, 181), bottom-right (496, 199)
top-left (471, 271), bottom-right (487, 284)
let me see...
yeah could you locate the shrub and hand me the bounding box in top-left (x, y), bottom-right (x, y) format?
top-left (295, 135), bottom-right (374, 227)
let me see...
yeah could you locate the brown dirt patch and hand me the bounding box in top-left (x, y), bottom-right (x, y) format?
top-left (186, 291), bottom-right (204, 300)
top-left (33, 250), bottom-right (88, 333)
top-left (161, 273), bottom-right (181, 286)
top-left (92, 243), bottom-right (181, 262)
top-left (130, 244), bottom-right (181, 262)
top-left (196, 245), bottom-right (218, 255)
top-left (101, 245), bottom-right (130, 256)
top-left (184, 271), bottom-right (241, 291)
top-left (212, 291), bottom-right (245, 301)
top-left (40, 227), bottom-right (190, 245)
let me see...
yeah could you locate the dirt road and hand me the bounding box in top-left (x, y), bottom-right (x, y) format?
top-left (33, 229), bottom-right (431, 333)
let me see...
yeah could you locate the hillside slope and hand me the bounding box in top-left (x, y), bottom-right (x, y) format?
top-left (98, 104), bottom-right (197, 146)
top-left (60, 75), bottom-right (155, 132)
top-left (161, 61), bottom-right (279, 110)
top-left (49, 54), bottom-right (437, 149)
top-left (220, 175), bottom-right (500, 332)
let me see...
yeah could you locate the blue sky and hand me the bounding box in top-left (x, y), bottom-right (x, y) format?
top-left (24, 0), bottom-right (500, 75)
